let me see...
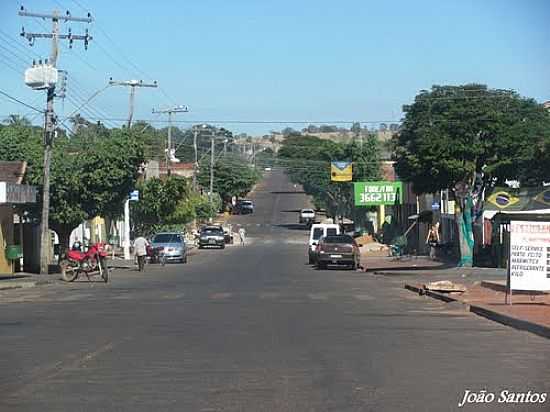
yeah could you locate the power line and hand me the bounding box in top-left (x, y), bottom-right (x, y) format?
top-left (0, 89), bottom-right (44, 113)
top-left (47, 116), bottom-right (403, 125)
top-left (0, 29), bottom-right (41, 58)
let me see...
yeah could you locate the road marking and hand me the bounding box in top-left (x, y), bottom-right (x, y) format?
top-left (308, 293), bottom-right (328, 300)
top-left (162, 292), bottom-right (185, 299)
top-left (259, 292), bottom-right (279, 299)
top-left (353, 294), bottom-right (374, 301)
top-left (209, 292), bottom-right (232, 300)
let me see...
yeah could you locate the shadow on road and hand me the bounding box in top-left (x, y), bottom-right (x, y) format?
top-left (274, 224), bottom-right (309, 231)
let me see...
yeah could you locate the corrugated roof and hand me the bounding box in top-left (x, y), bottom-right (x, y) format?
top-left (0, 161), bottom-right (26, 184)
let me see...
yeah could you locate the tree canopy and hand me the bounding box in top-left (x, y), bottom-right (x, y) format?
top-left (278, 133), bottom-right (381, 219)
top-left (394, 84), bottom-right (550, 194)
top-left (197, 154), bottom-right (260, 203)
top-left (0, 119), bottom-right (145, 247)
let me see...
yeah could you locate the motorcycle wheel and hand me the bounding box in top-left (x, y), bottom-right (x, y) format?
top-left (99, 258), bottom-right (109, 283)
top-left (60, 260), bottom-right (78, 282)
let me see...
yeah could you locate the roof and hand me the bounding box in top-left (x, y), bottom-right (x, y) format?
top-left (159, 162), bottom-right (194, 171)
top-left (380, 161), bottom-right (397, 181)
top-left (0, 161), bottom-right (27, 184)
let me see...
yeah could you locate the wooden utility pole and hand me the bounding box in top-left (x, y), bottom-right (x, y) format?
top-left (193, 128), bottom-right (199, 190)
top-left (109, 79), bottom-right (157, 260)
top-left (152, 105), bottom-right (188, 175)
top-left (209, 136), bottom-right (215, 207)
top-left (19, 7), bottom-right (92, 275)
top-left (108, 79), bottom-right (158, 129)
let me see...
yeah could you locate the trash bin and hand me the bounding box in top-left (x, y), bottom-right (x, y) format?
top-left (5, 245), bottom-right (23, 260)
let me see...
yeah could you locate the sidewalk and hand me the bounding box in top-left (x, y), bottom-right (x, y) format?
top-left (361, 254), bottom-right (453, 273)
top-left (387, 264), bottom-right (550, 339)
top-left (0, 273), bottom-right (57, 290)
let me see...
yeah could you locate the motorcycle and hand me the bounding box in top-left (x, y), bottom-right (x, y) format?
top-left (60, 242), bottom-right (110, 282)
top-left (146, 244), bottom-right (166, 266)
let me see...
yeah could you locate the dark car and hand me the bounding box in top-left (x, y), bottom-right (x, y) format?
top-left (233, 199), bottom-right (254, 215)
top-left (198, 226), bottom-right (226, 249)
top-left (316, 234), bottom-right (360, 270)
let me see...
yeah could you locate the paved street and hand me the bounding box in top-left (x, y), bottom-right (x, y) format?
top-left (1, 170), bottom-right (549, 411)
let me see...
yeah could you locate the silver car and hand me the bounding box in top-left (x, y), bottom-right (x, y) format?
top-left (198, 226), bottom-right (225, 249)
top-left (150, 232), bottom-right (188, 263)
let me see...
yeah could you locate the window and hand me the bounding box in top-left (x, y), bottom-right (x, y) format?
top-left (326, 228), bottom-right (338, 236)
top-left (313, 228), bottom-right (323, 240)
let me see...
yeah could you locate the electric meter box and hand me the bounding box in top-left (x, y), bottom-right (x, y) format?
top-left (24, 64), bottom-right (58, 90)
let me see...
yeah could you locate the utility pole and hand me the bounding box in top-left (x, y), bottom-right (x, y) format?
top-left (109, 79), bottom-right (157, 260)
top-left (252, 142), bottom-right (256, 168)
top-left (109, 79), bottom-right (157, 128)
top-left (192, 128), bottom-right (199, 190)
top-left (152, 105), bottom-right (188, 175)
top-left (19, 6), bottom-right (92, 275)
top-left (209, 136), bottom-right (215, 209)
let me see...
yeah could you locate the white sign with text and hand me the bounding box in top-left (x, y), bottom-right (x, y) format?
top-left (509, 220), bottom-right (550, 291)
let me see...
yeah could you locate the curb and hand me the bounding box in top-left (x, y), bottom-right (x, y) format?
top-left (404, 283), bottom-right (550, 340)
top-left (0, 281), bottom-right (38, 291)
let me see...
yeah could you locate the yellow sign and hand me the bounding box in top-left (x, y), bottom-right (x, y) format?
top-left (331, 161), bottom-right (352, 182)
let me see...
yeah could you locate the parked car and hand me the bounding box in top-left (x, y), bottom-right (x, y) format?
top-left (150, 232), bottom-right (187, 263)
top-left (307, 223), bottom-right (340, 264)
top-left (316, 234), bottom-right (360, 270)
top-left (234, 199), bottom-right (254, 215)
top-left (299, 208), bottom-right (316, 225)
top-left (198, 226), bottom-right (226, 249)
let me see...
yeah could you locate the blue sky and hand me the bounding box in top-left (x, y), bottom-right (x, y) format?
top-left (1, 0), bottom-right (549, 135)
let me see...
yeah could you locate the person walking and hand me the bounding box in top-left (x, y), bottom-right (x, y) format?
top-left (133, 234), bottom-right (149, 271)
top-left (426, 222), bottom-right (440, 260)
top-left (238, 227), bottom-right (246, 246)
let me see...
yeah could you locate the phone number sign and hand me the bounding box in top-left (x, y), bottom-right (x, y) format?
top-left (354, 181), bottom-right (403, 206)
top-left (509, 220), bottom-right (550, 291)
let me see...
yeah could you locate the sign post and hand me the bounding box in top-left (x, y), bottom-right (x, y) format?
top-left (507, 220), bottom-right (550, 304)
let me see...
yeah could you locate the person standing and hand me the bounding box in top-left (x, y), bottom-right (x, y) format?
top-left (238, 227), bottom-right (246, 246)
top-left (426, 222), bottom-right (440, 260)
top-left (133, 235), bottom-right (149, 271)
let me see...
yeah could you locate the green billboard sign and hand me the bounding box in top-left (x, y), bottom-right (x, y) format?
top-left (354, 181), bottom-right (403, 206)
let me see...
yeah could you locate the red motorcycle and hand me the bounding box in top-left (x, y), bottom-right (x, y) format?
top-left (60, 242), bottom-right (110, 283)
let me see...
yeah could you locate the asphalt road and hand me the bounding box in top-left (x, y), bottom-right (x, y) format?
top-left (1, 169), bottom-right (549, 412)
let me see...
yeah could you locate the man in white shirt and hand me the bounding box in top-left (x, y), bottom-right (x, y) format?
top-left (133, 235), bottom-right (149, 271)
top-left (238, 227), bottom-right (246, 246)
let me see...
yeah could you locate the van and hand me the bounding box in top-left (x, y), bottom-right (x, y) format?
top-left (308, 223), bottom-right (340, 264)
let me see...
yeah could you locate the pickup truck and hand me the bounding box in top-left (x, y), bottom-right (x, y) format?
top-left (299, 208), bottom-right (316, 225)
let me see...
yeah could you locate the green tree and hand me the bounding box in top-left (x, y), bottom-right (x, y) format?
top-left (279, 135), bottom-right (380, 220)
top-left (394, 84), bottom-right (550, 265)
top-left (130, 176), bottom-right (190, 235)
top-left (197, 154), bottom-right (260, 204)
top-left (0, 120), bottom-right (145, 252)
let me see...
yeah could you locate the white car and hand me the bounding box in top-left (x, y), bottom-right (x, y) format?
top-left (299, 208), bottom-right (316, 224)
top-left (307, 223), bottom-right (340, 264)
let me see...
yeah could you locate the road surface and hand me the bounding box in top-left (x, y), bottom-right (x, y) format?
top-left (1, 169), bottom-right (549, 411)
